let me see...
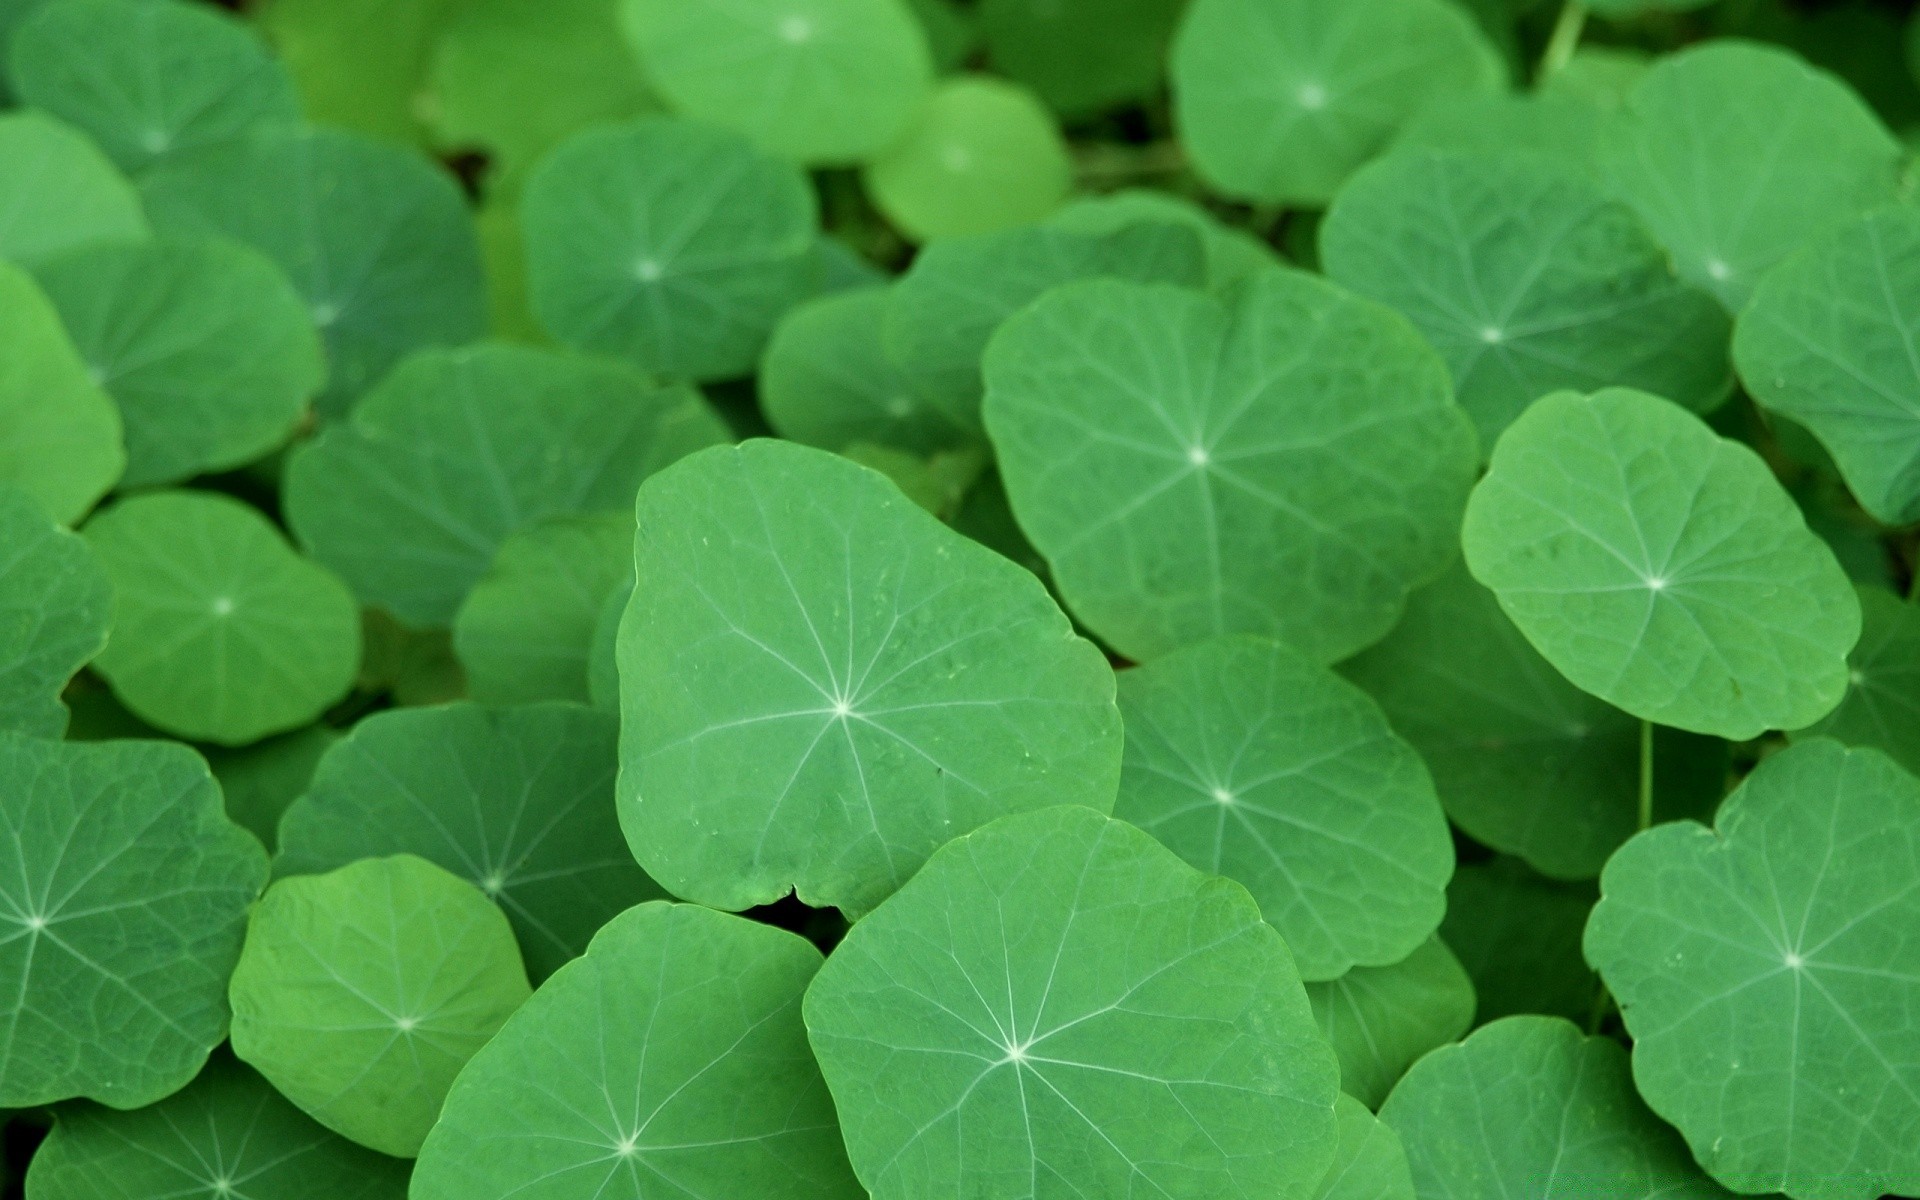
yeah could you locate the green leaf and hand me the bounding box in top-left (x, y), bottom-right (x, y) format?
top-left (10, 0), bottom-right (299, 175)
top-left (862, 75), bottom-right (1073, 241)
top-left (1115, 635), bottom-right (1453, 979)
top-left (275, 701), bottom-right (664, 981)
top-left (620, 0), bottom-right (933, 165)
top-left (761, 285), bottom-right (974, 456)
top-left (0, 486), bottom-right (110, 738)
top-left (84, 490), bottom-right (361, 746)
top-left (1378, 1016), bottom-right (1735, 1199)
top-left (983, 270), bottom-right (1479, 664)
top-left (452, 512), bottom-right (632, 705)
top-left (907, 0), bottom-right (975, 71)
top-left (34, 236), bottom-right (325, 488)
top-left (1305, 938), bottom-right (1476, 1109)
top-left (803, 805), bottom-right (1343, 1200)
top-left (284, 342), bottom-right (727, 628)
top-left (1047, 188), bottom-right (1283, 290)
top-left (1790, 585), bottom-right (1920, 775)
top-left (1539, 46), bottom-right (1651, 111)
top-left (1171, 0), bottom-right (1504, 205)
top-left (205, 725), bottom-right (337, 854)
top-left (1315, 1094), bottom-right (1415, 1200)
top-left (1600, 41), bottom-right (1901, 310)
top-left (1390, 93), bottom-right (1604, 173)
top-left (412, 902), bottom-right (862, 1200)
top-left (979, 0), bottom-right (1184, 118)
top-left (356, 610), bottom-right (466, 707)
top-left (253, 0), bottom-right (460, 146)
top-left (1341, 560), bottom-right (1729, 880)
top-left (521, 117), bottom-right (820, 382)
top-left (618, 440), bottom-right (1123, 914)
top-left (228, 854), bottom-right (532, 1157)
top-left (0, 112), bottom-right (149, 267)
top-left (1734, 205), bottom-right (1920, 525)
top-left (0, 734), bottom-right (267, 1109)
top-left (885, 221), bottom-right (1207, 437)
top-left (1461, 387), bottom-right (1860, 740)
top-left (139, 126), bottom-right (488, 415)
top-left (1320, 147), bottom-right (1732, 446)
top-left (1585, 738), bottom-right (1920, 1200)
top-left (1440, 857), bottom-right (1598, 1025)
top-left (23, 1051), bottom-right (408, 1200)
top-left (0, 259), bottom-right (123, 525)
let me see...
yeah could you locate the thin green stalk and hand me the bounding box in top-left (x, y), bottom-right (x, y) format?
top-left (1638, 718), bottom-right (1655, 832)
top-left (1538, 0), bottom-right (1588, 80)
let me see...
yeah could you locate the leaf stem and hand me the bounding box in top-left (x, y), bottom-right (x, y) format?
top-left (1538, 0), bottom-right (1587, 80)
top-left (1638, 718), bottom-right (1654, 832)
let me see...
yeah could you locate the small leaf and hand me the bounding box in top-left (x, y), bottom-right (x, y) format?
top-left (803, 805), bottom-right (1342, 1200)
top-left (228, 854), bottom-right (532, 1157)
top-left (1305, 938), bottom-right (1476, 1109)
top-left (0, 485), bottom-right (110, 737)
top-left (1790, 585), bottom-right (1920, 776)
top-left (0, 259), bottom-right (123, 524)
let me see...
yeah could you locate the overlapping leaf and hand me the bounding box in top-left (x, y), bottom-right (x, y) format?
top-left (1790, 585), bottom-right (1920, 775)
top-left (0, 487), bottom-right (110, 738)
top-left (1440, 858), bottom-right (1598, 1025)
top-left (1304, 938), bottom-right (1476, 1109)
top-left (0, 112), bottom-right (148, 267)
top-left (0, 260), bottom-right (124, 527)
top-left (1316, 1095), bottom-right (1415, 1200)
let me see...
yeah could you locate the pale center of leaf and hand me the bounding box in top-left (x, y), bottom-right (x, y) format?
top-left (1296, 82), bottom-right (1329, 111)
top-left (141, 128), bottom-right (171, 153)
top-left (396, 1015), bottom-right (419, 1032)
top-left (1187, 445), bottom-right (1211, 467)
top-left (1705, 258), bottom-right (1732, 282)
top-left (634, 258), bottom-right (665, 283)
top-left (23, 913), bottom-right (46, 931)
top-left (1849, 668), bottom-right (1867, 686)
top-left (887, 396), bottom-right (914, 417)
top-left (832, 697), bottom-right (855, 718)
top-left (615, 1134), bottom-right (641, 1157)
top-left (211, 596), bottom-right (236, 617)
top-left (941, 145), bottom-right (975, 173)
top-left (779, 15), bottom-right (814, 44)
top-left (481, 871), bottom-right (506, 895)
top-left (1478, 326), bottom-right (1505, 345)
top-left (998, 1039), bottom-right (1032, 1065)
top-left (1784, 951), bottom-right (1805, 970)
top-left (1644, 576), bottom-right (1669, 592)
top-left (311, 301), bottom-right (341, 328)
top-left (1211, 786), bottom-right (1236, 805)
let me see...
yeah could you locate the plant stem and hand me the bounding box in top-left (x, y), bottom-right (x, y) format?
top-left (1638, 718), bottom-right (1655, 832)
top-left (1539, 0), bottom-right (1588, 80)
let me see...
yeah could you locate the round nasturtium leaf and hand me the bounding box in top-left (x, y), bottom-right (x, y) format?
top-left (140, 126), bottom-right (488, 415)
top-left (1790, 586), bottom-right (1920, 776)
top-left (412, 902), bottom-right (862, 1200)
top-left (1305, 938), bottom-right (1476, 1109)
top-left (618, 440), bottom-right (1123, 915)
top-left (804, 805), bottom-right (1343, 1200)
top-left (1586, 739), bottom-right (1920, 1200)
top-left (1440, 858), bottom-right (1598, 1025)
top-left (1316, 1095), bottom-right (1415, 1200)
top-left (285, 342), bottom-right (728, 628)
top-left (0, 112), bottom-right (148, 267)
top-left (1115, 635), bottom-right (1453, 980)
top-left (761, 285), bottom-right (973, 456)
top-left (1599, 41), bottom-right (1901, 311)
top-left (84, 491), bottom-right (361, 747)
top-left (1171, 0), bottom-right (1505, 206)
top-left (522, 117), bottom-right (819, 383)
top-left (983, 270), bottom-right (1479, 664)
top-left (1462, 387), bottom-right (1860, 741)
top-left (0, 734), bottom-right (267, 1110)
top-left (1342, 560), bottom-right (1729, 880)
top-left (0, 258), bottom-right (124, 526)
top-left (979, 0), bottom-right (1184, 118)
top-left (23, 1051), bottom-right (409, 1200)
top-left (34, 237), bottom-right (325, 488)
top-left (862, 75), bottom-right (1073, 241)
top-left (1048, 189), bottom-right (1281, 290)
top-left (1379, 1017), bottom-right (1734, 1199)
top-left (0, 486), bottom-right (110, 738)
top-left (452, 512), bottom-right (632, 705)
top-left (229, 854), bottom-right (533, 1158)
top-left (885, 221), bottom-right (1207, 437)
top-left (276, 702), bottom-right (664, 981)
top-left (9, 0), bottom-right (299, 176)
top-left (206, 725), bottom-right (337, 854)
top-left (620, 0), bottom-right (933, 165)
top-left (1734, 206), bottom-right (1920, 525)
top-left (1320, 147), bottom-right (1732, 445)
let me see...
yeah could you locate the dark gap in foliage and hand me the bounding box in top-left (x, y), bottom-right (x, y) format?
top-left (745, 894), bottom-right (848, 955)
top-left (1, 1111), bottom-right (49, 1200)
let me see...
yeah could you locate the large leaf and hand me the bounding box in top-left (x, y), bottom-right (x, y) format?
top-left (1600, 41), bottom-right (1901, 310)
top-left (412, 903), bottom-right (862, 1200)
top-left (1790, 585), bottom-right (1920, 775)
top-left (521, 116), bottom-right (820, 382)
top-left (618, 440), bottom-right (1122, 914)
top-left (24, 1052), bottom-right (408, 1200)
top-left (0, 734), bottom-right (266, 1109)
top-left (275, 702), bottom-right (664, 981)
top-left (1115, 635), bottom-right (1453, 979)
top-left (983, 270), bottom-right (1478, 663)
top-left (1304, 938), bottom-right (1476, 1109)
top-left (84, 491), bottom-right (361, 747)
top-left (620, 0), bottom-right (932, 165)
top-left (1320, 146), bottom-right (1731, 445)
top-left (803, 805), bottom-right (1342, 1200)
top-left (1462, 387), bottom-right (1860, 740)
top-left (1585, 739), bottom-right (1920, 1200)
top-left (1171, 0), bottom-right (1504, 205)
top-left (228, 854), bottom-right (532, 1157)
top-left (0, 486), bottom-right (110, 738)
top-left (140, 126), bottom-right (487, 414)
top-left (1378, 1016), bottom-right (1734, 1199)
top-left (1734, 205), bottom-right (1920, 525)
top-left (284, 342), bottom-right (727, 628)
top-left (35, 236), bottom-right (325, 487)
top-left (0, 259), bottom-right (124, 525)
top-left (0, 111), bottom-right (148, 267)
